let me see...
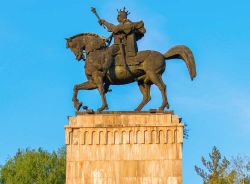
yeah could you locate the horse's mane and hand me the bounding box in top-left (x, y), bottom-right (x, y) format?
top-left (68, 32), bottom-right (107, 52)
top-left (69, 32), bottom-right (101, 40)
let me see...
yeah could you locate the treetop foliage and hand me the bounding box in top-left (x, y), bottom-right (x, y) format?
top-left (195, 146), bottom-right (250, 184)
top-left (0, 147), bottom-right (65, 184)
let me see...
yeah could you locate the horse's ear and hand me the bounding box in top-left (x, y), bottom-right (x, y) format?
top-left (65, 38), bottom-right (71, 48)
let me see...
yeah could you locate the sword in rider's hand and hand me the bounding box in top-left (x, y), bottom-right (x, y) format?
top-left (91, 7), bottom-right (105, 28)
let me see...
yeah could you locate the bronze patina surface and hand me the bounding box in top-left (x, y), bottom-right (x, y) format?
top-left (66, 7), bottom-right (196, 112)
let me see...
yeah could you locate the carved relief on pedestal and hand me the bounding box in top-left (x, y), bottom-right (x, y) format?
top-left (65, 128), bottom-right (72, 145)
top-left (65, 126), bottom-right (183, 145)
top-left (72, 129), bottom-right (79, 145)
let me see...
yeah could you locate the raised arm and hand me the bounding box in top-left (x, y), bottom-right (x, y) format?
top-left (91, 7), bottom-right (116, 32)
top-left (99, 19), bottom-right (116, 32)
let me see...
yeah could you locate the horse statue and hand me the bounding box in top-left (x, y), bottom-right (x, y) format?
top-left (66, 32), bottom-right (196, 112)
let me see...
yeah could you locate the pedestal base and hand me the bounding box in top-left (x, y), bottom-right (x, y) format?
top-left (65, 111), bottom-right (183, 184)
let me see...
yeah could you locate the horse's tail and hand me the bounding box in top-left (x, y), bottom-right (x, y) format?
top-left (164, 45), bottom-right (196, 80)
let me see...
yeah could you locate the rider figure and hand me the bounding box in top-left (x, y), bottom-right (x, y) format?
top-left (98, 7), bottom-right (146, 73)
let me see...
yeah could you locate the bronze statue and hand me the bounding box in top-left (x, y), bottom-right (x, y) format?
top-left (66, 7), bottom-right (196, 112)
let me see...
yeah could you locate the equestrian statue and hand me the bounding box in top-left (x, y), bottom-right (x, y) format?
top-left (66, 7), bottom-right (197, 112)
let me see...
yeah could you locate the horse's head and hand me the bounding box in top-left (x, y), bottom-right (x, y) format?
top-left (66, 33), bottom-right (107, 61)
top-left (65, 36), bottom-right (85, 61)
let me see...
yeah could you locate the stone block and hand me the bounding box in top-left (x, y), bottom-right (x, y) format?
top-left (65, 111), bottom-right (183, 184)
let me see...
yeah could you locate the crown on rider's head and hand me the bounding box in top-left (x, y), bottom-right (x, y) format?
top-left (117, 7), bottom-right (130, 17)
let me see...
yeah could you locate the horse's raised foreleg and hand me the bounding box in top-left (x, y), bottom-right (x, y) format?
top-left (72, 81), bottom-right (97, 111)
top-left (135, 82), bottom-right (151, 111)
top-left (147, 72), bottom-right (169, 110)
top-left (92, 72), bottom-right (109, 112)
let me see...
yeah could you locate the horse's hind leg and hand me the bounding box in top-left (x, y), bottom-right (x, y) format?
top-left (72, 81), bottom-right (97, 111)
top-left (135, 82), bottom-right (151, 111)
top-left (147, 72), bottom-right (169, 110)
top-left (104, 82), bottom-right (111, 93)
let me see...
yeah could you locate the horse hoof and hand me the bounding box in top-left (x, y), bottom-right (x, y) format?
top-left (158, 106), bottom-right (165, 111)
top-left (97, 108), bottom-right (103, 113)
top-left (97, 106), bottom-right (108, 112)
top-left (74, 102), bottom-right (82, 111)
top-left (158, 107), bottom-right (164, 111)
top-left (158, 103), bottom-right (169, 111)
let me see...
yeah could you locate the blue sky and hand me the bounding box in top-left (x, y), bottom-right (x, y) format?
top-left (0, 0), bottom-right (250, 183)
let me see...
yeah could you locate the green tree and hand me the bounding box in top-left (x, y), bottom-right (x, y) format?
top-left (0, 147), bottom-right (65, 184)
top-left (231, 156), bottom-right (250, 184)
top-left (195, 146), bottom-right (236, 184)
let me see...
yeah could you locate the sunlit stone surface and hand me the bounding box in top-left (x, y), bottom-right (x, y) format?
top-left (65, 111), bottom-right (183, 184)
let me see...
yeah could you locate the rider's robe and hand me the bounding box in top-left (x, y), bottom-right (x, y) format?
top-left (102, 19), bottom-right (146, 57)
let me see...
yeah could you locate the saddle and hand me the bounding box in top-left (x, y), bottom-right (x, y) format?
top-left (114, 51), bottom-right (150, 66)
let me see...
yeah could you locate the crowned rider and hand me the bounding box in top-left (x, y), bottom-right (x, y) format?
top-left (98, 7), bottom-right (146, 73)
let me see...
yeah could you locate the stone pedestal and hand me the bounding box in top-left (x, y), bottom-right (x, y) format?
top-left (65, 111), bottom-right (183, 184)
